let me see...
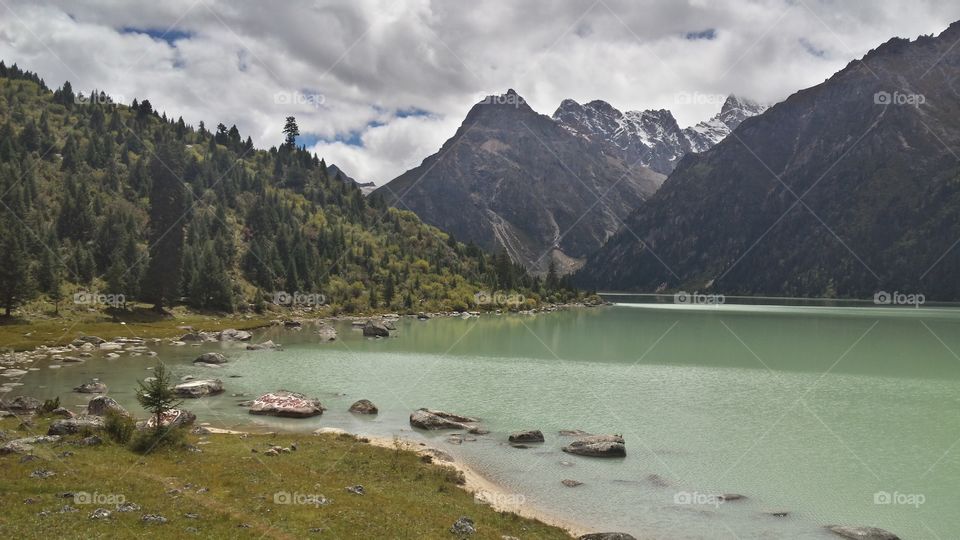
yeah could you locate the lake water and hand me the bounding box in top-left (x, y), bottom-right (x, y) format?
top-left (12, 303), bottom-right (960, 539)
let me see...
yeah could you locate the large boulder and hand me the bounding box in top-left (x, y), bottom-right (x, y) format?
top-left (194, 352), bottom-right (227, 365)
top-left (1, 396), bottom-right (42, 412)
top-left (140, 409), bottom-right (197, 430)
top-left (578, 534), bottom-right (637, 540)
top-left (317, 324), bottom-right (337, 342)
top-left (348, 399), bottom-right (378, 415)
top-left (249, 391), bottom-right (323, 418)
top-left (73, 379), bottom-right (107, 394)
top-left (826, 526), bottom-right (900, 540)
top-left (409, 408), bottom-right (478, 430)
top-left (362, 320), bottom-right (390, 337)
top-left (48, 416), bottom-right (105, 436)
top-left (509, 430), bottom-right (544, 443)
top-left (174, 379), bottom-right (224, 398)
top-left (562, 434), bottom-right (626, 458)
top-left (218, 329), bottom-right (252, 342)
top-left (86, 396), bottom-right (130, 417)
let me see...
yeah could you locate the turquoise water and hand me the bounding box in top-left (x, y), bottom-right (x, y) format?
top-left (13, 304), bottom-right (960, 539)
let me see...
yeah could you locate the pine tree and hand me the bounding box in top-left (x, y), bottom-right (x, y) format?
top-left (0, 220), bottom-right (36, 316)
top-left (283, 116), bottom-right (299, 147)
top-left (142, 138), bottom-right (187, 311)
top-left (135, 363), bottom-right (181, 435)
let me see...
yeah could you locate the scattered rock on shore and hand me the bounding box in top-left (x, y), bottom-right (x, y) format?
top-left (562, 434), bottom-right (626, 458)
top-left (249, 391), bottom-right (323, 418)
top-left (1, 435), bottom-right (61, 454)
top-left (48, 416), bottom-right (105, 436)
top-left (826, 525), bottom-right (900, 540)
top-left (578, 534), bottom-right (637, 540)
top-left (409, 408), bottom-right (478, 430)
top-left (1, 396), bottom-right (41, 412)
top-left (508, 430), bottom-right (544, 443)
top-left (218, 329), bottom-right (252, 342)
top-left (194, 352), bottom-right (227, 365)
top-left (348, 399), bottom-right (378, 414)
top-left (139, 409), bottom-right (197, 430)
top-left (174, 379), bottom-right (225, 398)
top-left (86, 396), bottom-right (130, 417)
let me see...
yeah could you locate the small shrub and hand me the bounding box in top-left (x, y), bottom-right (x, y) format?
top-left (38, 397), bottom-right (60, 415)
top-left (129, 426), bottom-right (187, 454)
top-left (104, 410), bottom-right (135, 444)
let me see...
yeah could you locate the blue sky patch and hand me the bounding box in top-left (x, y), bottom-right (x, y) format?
top-left (685, 29), bottom-right (716, 41)
top-left (121, 27), bottom-right (193, 46)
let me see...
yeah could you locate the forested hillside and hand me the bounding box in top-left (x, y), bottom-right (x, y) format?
top-left (0, 62), bottom-right (572, 317)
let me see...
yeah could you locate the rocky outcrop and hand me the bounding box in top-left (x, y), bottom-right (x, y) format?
top-left (508, 430), bottom-right (544, 443)
top-left (409, 408), bottom-right (478, 430)
top-left (562, 434), bottom-right (626, 457)
top-left (248, 391), bottom-right (323, 418)
top-left (73, 379), bottom-right (107, 394)
top-left (48, 416), bottom-right (105, 435)
top-left (174, 379), bottom-right (224, 398)
top-left (86, 396), bottom-right (130, 417)
top-left (826, 526), bottom-right (900, 540)
top-left (348, 399), bottom-right (378, 415)
top-left (194, 352), bottom-right (227, 365)
top-left (362, 320), bottom-right (390, 337)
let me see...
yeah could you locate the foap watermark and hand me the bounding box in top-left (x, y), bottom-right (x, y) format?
top-left (478, 92), bottom-right (526, 108)
top-left (673, 491), bottom-right (724, 508)
top-left (874, 290), bottom-right (924, 307)
top-left (273, 91), bottom-right (326, 108)
top-left (74, 291), bottom-right (125, 308)
top-left (474, 291), bottom-right (525, 306)
top-left (874, 490), bottom-right (925, 508)
top-left (474, 490), bottom-right (526, 506)
top-left (674, 291), bottom-right (725, 306)
top-left (74, 491), bottom-right (126, 505)
top-left (272, 291), bottom-right (326, 307)
top-left (674, 92), bottom-right (726, 107)
top-left (874, 91), bottom-right (925, 107)
top-left (75, 93), bottom-right (123, 106)
top-left (273, 491), bottom-right (329, 506)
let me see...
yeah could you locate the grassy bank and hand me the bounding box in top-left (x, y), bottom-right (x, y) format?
top-left (0, 416), bottom-right (570, 539)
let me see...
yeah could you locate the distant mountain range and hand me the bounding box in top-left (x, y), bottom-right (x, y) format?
top-left (328, 163), bottom-right (377, 195)
top-left (376, 90), bottom-right (665, 274)
top-left (575, 21), bottom-right (960, 300)
top-left (376, 91), bottom-right (761, 273)
top-left (553, 95), bottom-right (767, 175)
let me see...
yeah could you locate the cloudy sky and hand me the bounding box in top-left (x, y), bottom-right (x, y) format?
top-left (1, 0), bottom-right (958, 184)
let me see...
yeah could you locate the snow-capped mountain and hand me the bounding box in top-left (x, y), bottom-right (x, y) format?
top-left (553, 95), bottom-right (767, 175)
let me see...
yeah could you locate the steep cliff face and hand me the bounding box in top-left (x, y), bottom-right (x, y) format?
top-left (377, 90), bottom-right (664, 274)
top-left (576, 23), bottom-right (960, 300)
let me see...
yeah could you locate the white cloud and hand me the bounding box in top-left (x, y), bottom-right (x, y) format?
top-left (0, 0), bottom-right (958, 184)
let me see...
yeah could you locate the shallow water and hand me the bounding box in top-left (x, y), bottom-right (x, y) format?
top-left (12, 304), bottom-right (960, 539)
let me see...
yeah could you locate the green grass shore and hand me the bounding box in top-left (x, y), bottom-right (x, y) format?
top-left (0, 416), bottom-right (571, 539)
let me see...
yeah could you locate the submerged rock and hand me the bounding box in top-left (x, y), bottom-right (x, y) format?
top-left (826, 526), bottom-right (900, 540)
top-left (562, 434), bottom-right (626, 458)
top-left (246, 340), bottom-right (281, 351)
top-left (249, 391), bottom-right (323, 418)
top-left (578, 534), bottom-right (637, 540)
top-left (362, 320), bottom-right (390, 337)
top-left (348, 399), bottom-right (378, 415)
top-left (316, 324), bottom-right (337, 342)
top-left (218, 329), bottom-right (252, 342)
top-left (73, 379), bottom-right (107, 394)
top-left (194, 352), bottom-right (227, 365)
top-left (561, 479), bottom-right (583, 487)
top-left (409, 408), bottom-right (478, 430)
top-left (174, 379), bottom-right (224, 398)
top-left (508, 430), bottom-right (544, 443)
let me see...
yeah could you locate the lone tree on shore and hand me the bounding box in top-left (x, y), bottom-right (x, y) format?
top-left (135, 363), bottom-right (181, 435)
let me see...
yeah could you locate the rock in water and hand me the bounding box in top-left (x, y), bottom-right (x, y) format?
top-left (194, 352), bottom-right (227, 364)
top-left (48, 416), bottom-right (106, 436)
top-left (248, 391), bottom-right (323, 418)
top-left (73, 379), bottom-right (107, 393)
top-left (362, 320), bottom-right (390, 337)
top-left (86, 396), bottom-right (130, 417)
top-left (562, 434), bottom-right (626, 457)
top-left (316, 324), bottom-right (337, 342)
top-left (409, 408), bottom-right (478, 430)
top-left (578, 534), bottom-right (637, 540)
top-left (218, 329), bottom-right (252, 342)
top-left (826, 526), bottom-right (901, 540)
top-left (174, 379), bottom-right (224, 398)
top-left (348, 399), bottom-right (378, 415)
top-left (246, 340), bottom-right (281, 351)
top-left (508, 430), bottom-right (544, 443)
